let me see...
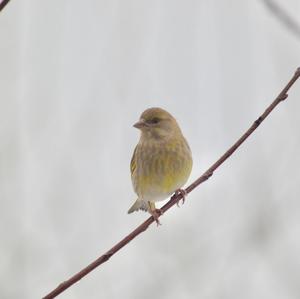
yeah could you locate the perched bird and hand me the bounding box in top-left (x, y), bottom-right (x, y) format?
top-left (128, 107), bottom-right (192, 224)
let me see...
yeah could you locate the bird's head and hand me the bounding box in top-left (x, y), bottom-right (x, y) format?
top-left (133, 107), bottom-right (181, 139)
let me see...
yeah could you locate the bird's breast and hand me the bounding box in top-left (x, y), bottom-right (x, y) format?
top-left (132, 137), bottom-right (192, 201)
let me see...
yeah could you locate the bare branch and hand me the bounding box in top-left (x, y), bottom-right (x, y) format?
top-left (0, 0), bottom-right (12, 13)
top-left (262, 0), bottom-right (300, 40)
top-left (43, 67), bottom-right (300, 299)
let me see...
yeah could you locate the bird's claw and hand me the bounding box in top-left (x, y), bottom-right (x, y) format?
top-left (150, 209), bottom-right (163, 226)
top-left (155, 208), bottom-right (164, 216)
top-left (175, 189), bottom-right (187, 207)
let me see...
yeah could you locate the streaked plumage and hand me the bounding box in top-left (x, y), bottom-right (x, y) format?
top-left (128, 107), bottom-right (192, 224)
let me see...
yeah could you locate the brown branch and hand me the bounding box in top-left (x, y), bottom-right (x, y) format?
top-left (43, 67), bottom-right (300, 299)
top-left (0, 0), bottom-right (12, 13)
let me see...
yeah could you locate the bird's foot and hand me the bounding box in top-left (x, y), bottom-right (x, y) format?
top-left (155, 208), bottom-right (163, 216)
top-left (149, 209), bottom-right (163, 226)
top-left (175, 189), bottom-right (188, 207)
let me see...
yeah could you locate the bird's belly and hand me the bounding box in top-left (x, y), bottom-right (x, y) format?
top-left (133, 147), bottom-right (192, 202)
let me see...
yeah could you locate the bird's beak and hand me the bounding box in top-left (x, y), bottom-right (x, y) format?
top-left (133, 119), bottom-right (147, 129)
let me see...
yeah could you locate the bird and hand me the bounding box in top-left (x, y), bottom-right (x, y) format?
top-left (128, 107), bottom-right (192, 225)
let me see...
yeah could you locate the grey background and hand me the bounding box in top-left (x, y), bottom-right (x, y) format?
top-left (1, 1), bottom-right (300, 298)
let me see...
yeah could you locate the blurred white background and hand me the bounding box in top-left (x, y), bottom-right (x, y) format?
top-left (1, 1), bottom-right (300, 298)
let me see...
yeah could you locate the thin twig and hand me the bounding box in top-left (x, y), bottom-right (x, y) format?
top-left (0, 0), bottom-right (12, 13)
top-left (262, 0), bottom-right (300, 39)
top-left (43, 67), bottom-right (300, 299)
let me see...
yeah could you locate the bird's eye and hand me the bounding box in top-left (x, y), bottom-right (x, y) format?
top-left (148, 117), bottom-right (160, 124)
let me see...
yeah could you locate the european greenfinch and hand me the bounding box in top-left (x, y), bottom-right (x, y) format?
top-left (128, 107), bottom-right (192, 224)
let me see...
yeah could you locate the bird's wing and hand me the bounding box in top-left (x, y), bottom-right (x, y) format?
top-left (130, 145), bottom-right (137, 177)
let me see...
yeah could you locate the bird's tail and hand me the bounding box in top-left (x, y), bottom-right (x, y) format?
top-left (128, 199), bottom-right (148, 214)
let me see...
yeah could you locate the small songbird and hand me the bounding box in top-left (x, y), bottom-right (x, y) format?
top-left (128, 107), bottom-right (193, 224)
